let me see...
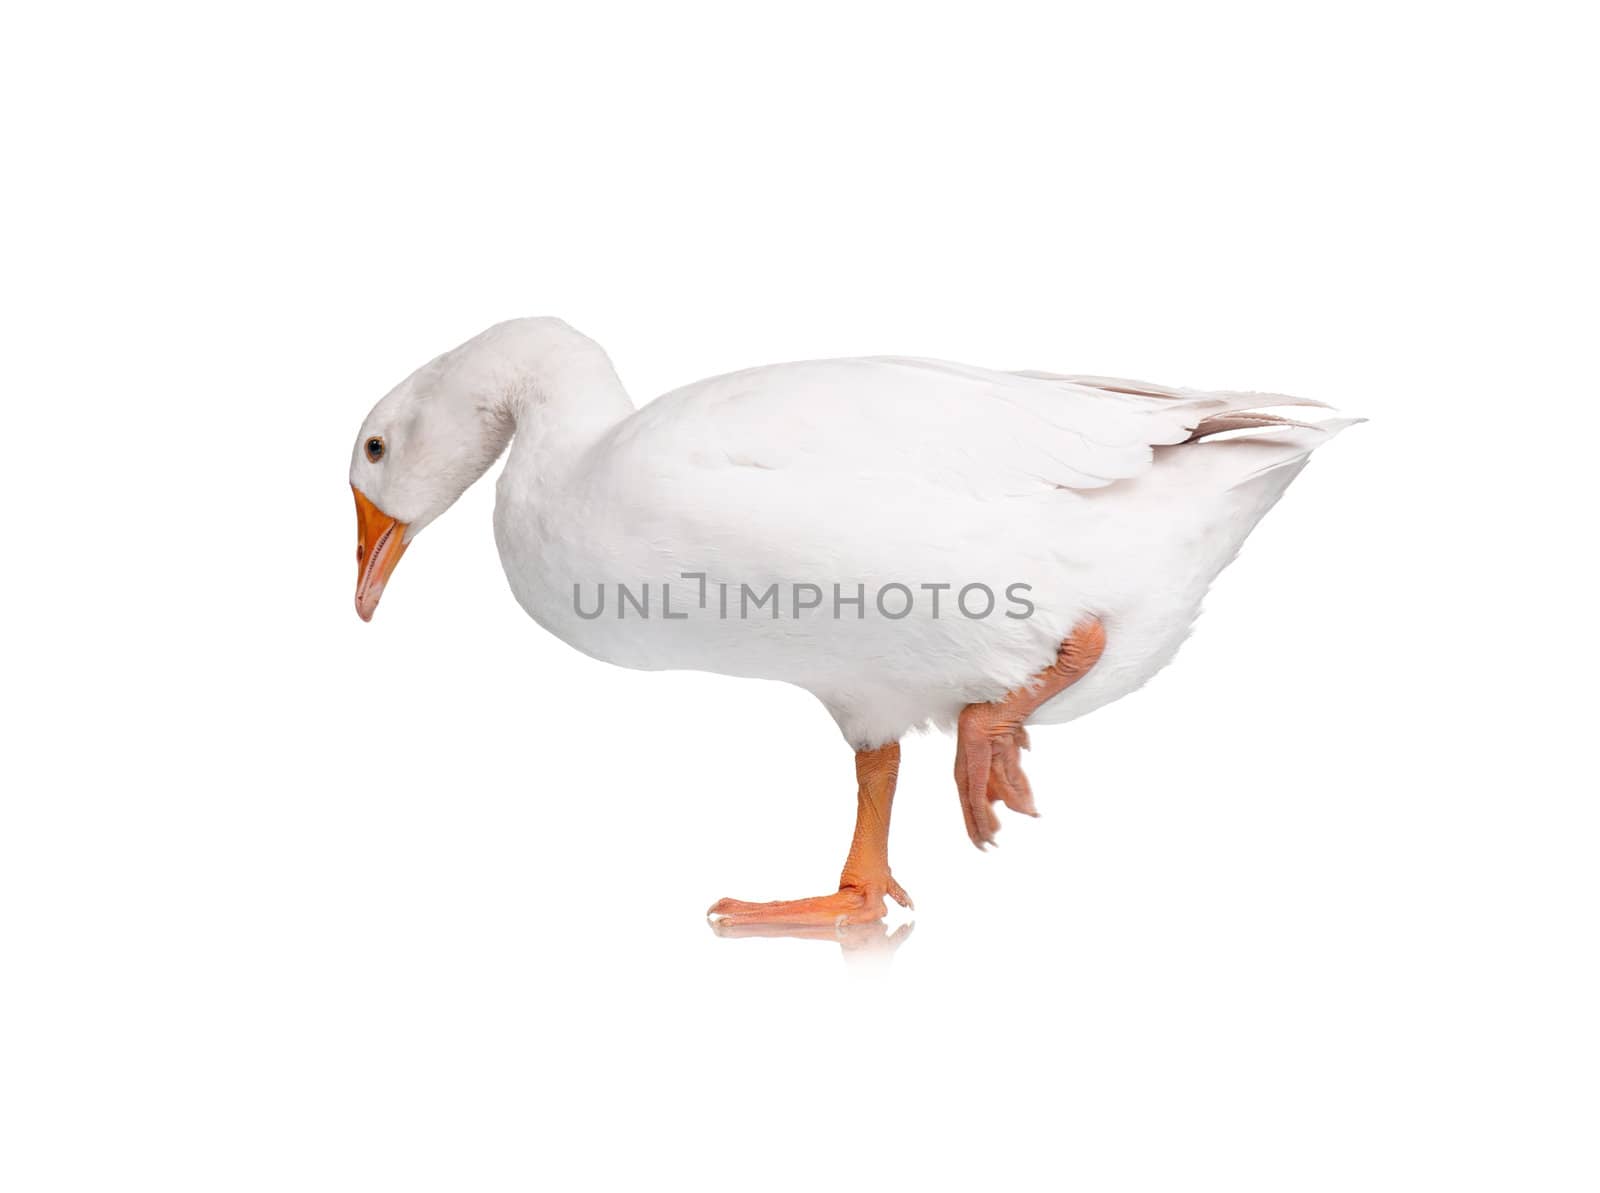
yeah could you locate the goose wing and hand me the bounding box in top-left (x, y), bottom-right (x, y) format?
top-left (631, 356), bottom-right (1331, 498)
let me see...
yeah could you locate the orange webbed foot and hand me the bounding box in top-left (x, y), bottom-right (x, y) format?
top-left (708, 741), bottom-right (912, 933)
top-left (956, 711), bottom-right (1038, 848)
top-left (706, 879), bottom-right (913, 931)
top-left (954, 618), bottom-right (1106, 849)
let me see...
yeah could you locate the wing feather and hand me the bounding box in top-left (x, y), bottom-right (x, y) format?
top-left (635, 356), bottom-right (1342, 498)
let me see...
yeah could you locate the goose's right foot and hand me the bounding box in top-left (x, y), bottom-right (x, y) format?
top-left (955, 617), bottom-right (1106, 848)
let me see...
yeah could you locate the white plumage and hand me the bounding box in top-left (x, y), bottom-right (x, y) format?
top-left (351, 317), bottom-right (1358, 749)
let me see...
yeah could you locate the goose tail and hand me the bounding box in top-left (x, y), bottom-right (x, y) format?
top-left (1183, 407), bottom-right (1365, 490)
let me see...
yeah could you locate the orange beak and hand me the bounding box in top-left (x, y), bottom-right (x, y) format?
top-left (353, 486), bottom-right (410, 622)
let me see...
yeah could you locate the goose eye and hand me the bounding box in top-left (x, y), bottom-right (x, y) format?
top-left (365, 437), bottom-right (385, 462)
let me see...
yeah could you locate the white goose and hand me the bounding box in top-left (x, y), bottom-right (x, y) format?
top-left (349, 318), bottom-right (1357, 928)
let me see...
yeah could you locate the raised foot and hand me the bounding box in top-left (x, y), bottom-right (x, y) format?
top-left (954, 617), bottom-right (1106, 849)
top-left (706, 879), bottom-right (913, 930)
top-left (956, 712), bottom-right (1037, 849)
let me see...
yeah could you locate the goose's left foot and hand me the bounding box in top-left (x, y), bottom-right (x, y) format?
top-left (707, 879), bottom-right (912, 930)
top-left (706, 742), bottom-right (913, 930)
top-left (956, 617), bottom-right (1107, 848)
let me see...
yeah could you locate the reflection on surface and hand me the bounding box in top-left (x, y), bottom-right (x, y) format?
top-left (708, 916), bottom-right (915, 970)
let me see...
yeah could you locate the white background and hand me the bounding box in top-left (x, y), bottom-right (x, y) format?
top-left (2, 3), bottom-right (1595, 1190)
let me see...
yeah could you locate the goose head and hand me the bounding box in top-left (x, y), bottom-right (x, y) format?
top-left (348, 339), bottom-right (517, 621)
top-left (347, 318), bottom-right (633, 621)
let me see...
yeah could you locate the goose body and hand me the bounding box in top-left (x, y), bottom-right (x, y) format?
top-left (349, 318), bottom-right (1357, 926)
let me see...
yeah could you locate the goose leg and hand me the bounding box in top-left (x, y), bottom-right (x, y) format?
top-left (956, 617), bottom-right (1107, 848)
top-left (707, 742), bottom-right (913, 930)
